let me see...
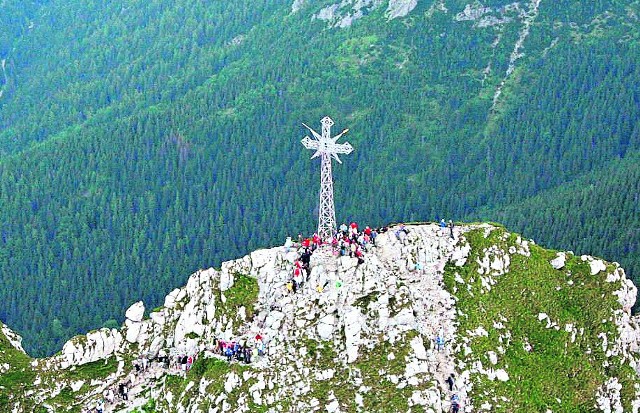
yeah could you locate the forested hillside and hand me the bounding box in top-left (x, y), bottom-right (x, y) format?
top-left (0, 0), bottom-right (639, 355)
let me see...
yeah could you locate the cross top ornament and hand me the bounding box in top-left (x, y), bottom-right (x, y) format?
top-left (301, 116), bottom-right (354, 241)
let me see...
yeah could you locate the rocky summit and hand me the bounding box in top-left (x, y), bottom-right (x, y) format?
top-left (2, 223), bottom-right (640, 412)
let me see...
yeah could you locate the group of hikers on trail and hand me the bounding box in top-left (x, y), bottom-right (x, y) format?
top-left (445, 372), bottom-right (462, 412)
top-left (285, 222), bottom-right (385, 295)
top-left (439, 219), bottom-right (455, 239)
top-left (334, 222), bottom-right (379, 261)
top-left (213, 333), bottom-right (266, 364)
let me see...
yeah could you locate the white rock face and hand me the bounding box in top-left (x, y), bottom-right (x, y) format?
top-left (596, 377), bottom-right (624, 413)
top-left (494, 369), bottom-right (509, 382)
top-left (590, 259), bottom-right (608, 275)
top-left (312, 0), bottom-right (415, 28)
top-left (550, 252), bottom-right (566, 269)
top-left (61, 328), bottom-right (123, 366)
top-left (1, 322), bottom-right (26, 354)
top-left (125, 301), bottom-right (145, 323)
top-left (344, 308), bottom-right (363, 363)
top-left (410, 335), bottom-right (427, 360)
top-left (317, 314), bottom-right (335, 340)
top-left (386, 0), bottom-right (419, 19)
top-left (13, 222), bottom-right (640, 412)
top-left (291, 0), bottom-right (307, 13)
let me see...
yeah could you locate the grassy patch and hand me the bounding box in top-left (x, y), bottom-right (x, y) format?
top-left (353, 332), bottom-right (422, 412)
top-left (355, 292), bottom-right (380, 311)
top-left (221, 273), bottom-right (260, 328)
top-left (64, 356), bottom-right (118, 381)
top-left (0, 328), bottom-right (36, 410)
top-left (445, 227), bottom-right (637, 411)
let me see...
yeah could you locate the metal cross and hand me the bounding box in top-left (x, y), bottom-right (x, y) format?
top-left (301, 116), bottom-right (353, 241)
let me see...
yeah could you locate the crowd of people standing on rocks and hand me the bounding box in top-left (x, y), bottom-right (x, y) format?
top-left (284, 222), bottom-right (388, 295)
top-left (213, 333), bottom-right (266, 364)
top-left (84, 220), bottom-right (459, 412)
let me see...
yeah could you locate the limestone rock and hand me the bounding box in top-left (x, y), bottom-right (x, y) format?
top-left (386, 0), bottom-right (418, 20)
top-left (1, 322), bottom-right (25, 354)
top-left (8, 222), bottom-right (640, 413)
top-left (590, 259), bottom-right (607, 275)
top-left (125, 301), bottom-right (145, 323)
top-left (550, 252), bottom-right (566, 270)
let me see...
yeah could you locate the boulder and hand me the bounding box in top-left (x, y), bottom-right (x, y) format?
top-left (125, 301), bottom-right (145, 323)
top-left (317, 314), bottom-right (335, 341)
top-left (550, 252), bottom-right (566, 270)
top-left (590, 259), bottom-right (607, 275)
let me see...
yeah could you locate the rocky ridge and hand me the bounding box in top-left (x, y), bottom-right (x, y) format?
top-left (1, 223), bottom-right (640, 412)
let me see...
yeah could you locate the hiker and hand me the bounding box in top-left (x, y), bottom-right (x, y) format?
top-left (293, 267), bottom-right (303, 290)
top-left (436, 334), bottom-right (446, 352)
top-left (370, 228), bottom-right (377, 246)
top-left (300, 249), bottom-right (312, 266)
top-left (286, 280), bottom-right (294, 294)
top-left (396, 225), bottom-right (408, 244)
top-left (181, 355), bottom-right (188, 372)
top-left (225, 344), bottom-right (233, 362)
top-left (118, 383), bottom-right (126, 400)
top-left (446, 373), bottom-right (455, 391)
top-left (104, 388), bottom-right (114, 404)
top-left (122, 383), bottom-right (129, 401)
top-left (257, 340), bottom-right (265, 356)
top-left (451, 394), bottom-right (461, 413)
top-left (284, 236), bottom-right (293, 252)
top-left (440, 219), bottom-right (447, 236)
top-left (244, 346), bottom-right (252, 363)
top-left (448, 220), bottom-right (455, 239)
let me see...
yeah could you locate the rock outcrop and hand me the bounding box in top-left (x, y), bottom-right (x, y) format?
top-left (2, 223), bottom-right (640, 412)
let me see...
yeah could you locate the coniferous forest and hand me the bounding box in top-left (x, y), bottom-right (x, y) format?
top-left (0, 0), bottom-right (639, 355)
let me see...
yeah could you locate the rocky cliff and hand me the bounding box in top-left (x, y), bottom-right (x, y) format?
top-left (1, 222), bottom-right (640, 412)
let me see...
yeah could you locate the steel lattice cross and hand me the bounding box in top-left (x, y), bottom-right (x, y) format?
top-left (301, 116), bottom-right (353, 241)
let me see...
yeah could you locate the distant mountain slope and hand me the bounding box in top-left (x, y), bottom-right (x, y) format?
top-left (0, 0), bottom-right (638, 355)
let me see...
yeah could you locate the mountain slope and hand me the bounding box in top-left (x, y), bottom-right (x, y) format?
top-left (0, 0), bottom-right (639, 356)
top-left (470, 150), bottom-right (640, 292)
top-left (1, 223), bottom-right (639, 412)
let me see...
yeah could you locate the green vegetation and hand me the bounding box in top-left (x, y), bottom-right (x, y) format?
top-left (222, 274), bottom-right (260, 325)
top-left (132, 399), bottom-right (158, 413)
top-left (67, 357), bottom-right (118, 381)
top-left (0, 328), bottom-right (36, 410)
top-left (354, 332), bottom-right (422, 412)
top-left (0, 0), bottom-right (638, 357)
top-left (444, 227), bottom-right (638, 412)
